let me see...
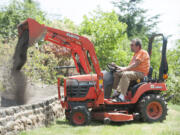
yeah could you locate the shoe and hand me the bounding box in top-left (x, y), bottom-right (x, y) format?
top-left (112, 97), bottom-right (124, 102)
top-left (112, 94), bottom-right (126, 102)
top-left (111, 90), bottom-right (119, 98)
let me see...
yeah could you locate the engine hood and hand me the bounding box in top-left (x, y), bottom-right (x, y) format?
top-left (68, 74), bottom-right (97, 81)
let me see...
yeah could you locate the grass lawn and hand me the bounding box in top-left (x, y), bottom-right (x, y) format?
top-left (20, 104), bottom-right (180, 135)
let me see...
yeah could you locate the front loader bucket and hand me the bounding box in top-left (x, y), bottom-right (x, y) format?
top-left (18, 18), bottom-right (47, 46)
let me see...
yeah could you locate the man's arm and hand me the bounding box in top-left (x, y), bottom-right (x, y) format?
top-left (118, 60), bottom-right (141, 72)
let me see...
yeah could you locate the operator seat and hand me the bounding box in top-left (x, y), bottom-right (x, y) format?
top-left (147, 66), bottom-right (153, 80)
top-left (131, 66), bottom-right (153, 97)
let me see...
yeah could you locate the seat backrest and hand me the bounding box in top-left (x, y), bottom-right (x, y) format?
top-left (147, 66), bottom-right (153, 79)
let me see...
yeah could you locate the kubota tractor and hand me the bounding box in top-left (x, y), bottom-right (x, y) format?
top-left (18, 18), bottom-right (171, 125)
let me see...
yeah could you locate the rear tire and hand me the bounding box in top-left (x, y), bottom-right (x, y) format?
top-left (138, 94), bottom-right (167, 123)
top-left (70, 106), bottom-right (91, 126)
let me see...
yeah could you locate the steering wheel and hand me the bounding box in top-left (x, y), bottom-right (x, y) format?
top-left (107, 63), bottom-right (118, 72)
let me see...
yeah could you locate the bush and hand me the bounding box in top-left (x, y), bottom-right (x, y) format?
top-left (24, 44), bottom-right (72, 84)
top-left (79, 10), bottom-right (129, 69)
top-left (165, 42), bottom-right (180, 104)
top-left (0, 0), bottom-right (47, 41)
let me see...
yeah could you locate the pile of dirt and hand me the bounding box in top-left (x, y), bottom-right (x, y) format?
top-left (12, 30), bottom-right (29, 71)
top-left (1, 30), bottom-right (29, 107)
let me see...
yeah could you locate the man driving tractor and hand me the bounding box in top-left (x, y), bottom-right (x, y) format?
top-left (112, 38), bottom-right (150, 102)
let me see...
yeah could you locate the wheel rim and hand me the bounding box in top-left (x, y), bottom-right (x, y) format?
top-left (73, 112), bottom-right (85, 125)
top-left (147, 101), bottom-right (163, 119)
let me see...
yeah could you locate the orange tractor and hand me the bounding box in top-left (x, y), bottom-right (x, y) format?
top-left (18, 18), bottom-right (171, 125)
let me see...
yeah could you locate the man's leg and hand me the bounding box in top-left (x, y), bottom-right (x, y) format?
top-left (112, 72), bottom-right (123, 98)
top-left (115, 71), bottom-right (144, 101)
top-left (112, 71), bottom-right (122, 89)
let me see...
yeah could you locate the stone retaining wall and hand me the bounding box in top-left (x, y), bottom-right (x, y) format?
top-left (0, 96), bottom-right (64, 135)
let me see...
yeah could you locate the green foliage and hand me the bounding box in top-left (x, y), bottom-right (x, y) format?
top-left (48, 18), bottom-right (78, 34)
top-left (149, 38), bottom-right (163, 74)
top-left (165, 41), bottom-right (180, 104)
top-left (0, 39), bottom-right (15, 63)
top-left (23, 47), bottom-right (58, 84)
top-left (0, 0), bottom-right (47, 41)
top-left (79, 10), bottom-right (130, 69)
top-left (113, 0), bottom-right (159, 41)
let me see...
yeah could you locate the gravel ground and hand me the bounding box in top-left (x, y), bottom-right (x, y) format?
top-left (24, 82), bottom-right (58, 104)
top-left (0, 81), bottom-right (59, 108)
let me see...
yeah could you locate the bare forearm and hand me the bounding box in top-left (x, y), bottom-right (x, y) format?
top-left (123, 60), bottom-right (140, 71)
top-left (125, 62), bottom-right (139, 71)
top-left (115, 60), bottom-right (140, 72)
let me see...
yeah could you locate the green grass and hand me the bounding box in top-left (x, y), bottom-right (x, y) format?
top-left (20, 104), bottom-right (180, 135)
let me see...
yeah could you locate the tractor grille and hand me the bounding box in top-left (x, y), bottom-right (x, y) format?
top-left (66, 79), bottom-right (95, 98)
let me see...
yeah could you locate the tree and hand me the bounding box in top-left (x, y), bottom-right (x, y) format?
top-left (79, 10), bottom-right (130, 69)
top-left (0, 0), bottom-right (47, 41)
top-left (166, 40), bottom-right (180, 104)
top-left (113, 0), bottom-right (159, 43)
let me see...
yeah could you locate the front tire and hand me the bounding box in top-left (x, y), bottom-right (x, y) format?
top-left (65, 109), bottom-right (70, 121)
top-left (70, 106), bottom-right (91, 126)
top-left (138, 94), bottom-right (167, 122)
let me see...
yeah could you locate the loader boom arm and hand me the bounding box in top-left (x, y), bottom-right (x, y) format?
top-left (44, 26), bottom-right (102, 75)
top-left (18, 18), bottom-right (103, 79)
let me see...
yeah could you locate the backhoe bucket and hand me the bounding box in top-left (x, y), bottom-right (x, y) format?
top-left (18, 18), bottom-right (47, 46)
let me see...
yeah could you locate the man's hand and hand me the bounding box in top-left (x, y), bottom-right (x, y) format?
top-left (111, 62), bottom-right (117, 67)
top-left (121, 59), bottom-right (141, 71)
top-left (117, 67), bottom-right (127, 72)
top-left (111, 62), bottom-right (127, 72)
top-left (111, 59), bottom-right (141, 72)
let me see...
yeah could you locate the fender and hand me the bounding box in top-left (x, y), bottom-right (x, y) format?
top-left (104, 82), bottom-right (167, 105)
top-left (130, 82), bottom-right (167, 103)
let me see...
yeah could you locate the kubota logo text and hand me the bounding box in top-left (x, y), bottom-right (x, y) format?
top-left (66, 33), bottom-right (79, 40)
top-left (150, 85), bottom-right (162, 89)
